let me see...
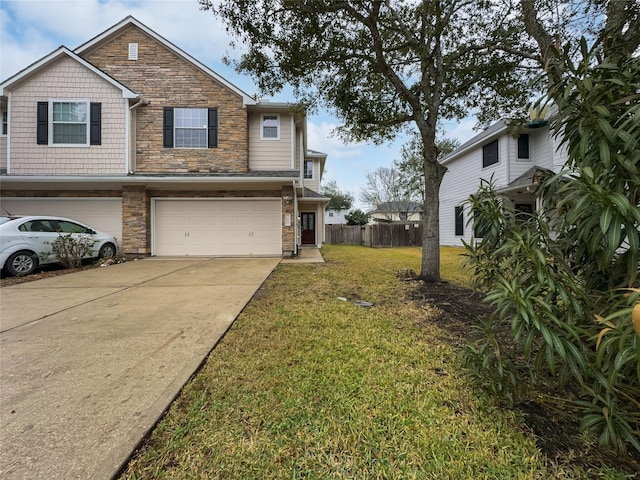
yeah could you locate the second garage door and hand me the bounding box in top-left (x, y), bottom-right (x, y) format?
top-left (0, 197), bottom-right (122, 241)
top-left (153, 199), bottom-right (282, 256)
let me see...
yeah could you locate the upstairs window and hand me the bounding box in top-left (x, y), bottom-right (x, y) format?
top-left (175, 108), bottom-right (207, 148)
top-left (455, 206), bottom-right (464, 236)
top-left (304, 160), bottom-right (313, 179)
top-left (52, 101), bottom-right (88, 144)
top-left (36, 101), bottom-right (101, 146)
top-left (261, 114), bottom-right (279, 140)
top-left (482, 139), bottom-right (499, 168)
top-left (518, 134), bottom-right (530, 159)
top-left (163, 107), bottom-right (218, 149)
top-left (1, 111), bottom-right (7, 135)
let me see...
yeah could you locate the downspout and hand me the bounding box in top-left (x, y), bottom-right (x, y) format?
top-left (292, 180), bottom-right (299, 256)
top-left (6, 93), bottom-right (11, 174)
top-left (127, 97), bottom-right (147, 173)
top-left (290, 115), bottom-right (295, 169)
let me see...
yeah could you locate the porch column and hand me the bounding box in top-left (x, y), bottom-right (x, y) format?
top-left (121, 185), bottom-right (150, 255)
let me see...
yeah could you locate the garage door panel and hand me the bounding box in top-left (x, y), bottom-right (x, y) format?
top-left (154, 199), bottom-right (281, 256)
top-left (0, 198), bottom-right (122, 241)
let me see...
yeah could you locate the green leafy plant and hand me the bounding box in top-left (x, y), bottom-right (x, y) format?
top-left (345, 209), bottom-right (369, 226)
top-left (44, 233), bottom-right (96, 269)
top-left (462, 38), bottom-right (640, 452)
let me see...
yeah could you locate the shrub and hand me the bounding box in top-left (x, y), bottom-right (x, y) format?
top-left (44, 234), bottom-right (96, 269)
top-left (462, 39), bottom-right (640, 453)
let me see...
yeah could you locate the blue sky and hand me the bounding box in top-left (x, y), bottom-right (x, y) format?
top-left (0, 0), bottom-right (478, 208)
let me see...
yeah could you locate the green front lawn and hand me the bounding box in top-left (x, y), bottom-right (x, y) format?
top-left (120, 245), bottom-right (616, 479)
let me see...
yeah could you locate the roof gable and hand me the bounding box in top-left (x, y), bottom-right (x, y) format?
top-left (440, 120), bottom-right (508, 166)
top-left (0, 46), bottom-right (138, 98)
top-left (74, 16), bottom-right (256, 106)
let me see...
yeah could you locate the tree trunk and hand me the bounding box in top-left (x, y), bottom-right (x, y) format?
top-left (420, 145), bottom-right (447, 283)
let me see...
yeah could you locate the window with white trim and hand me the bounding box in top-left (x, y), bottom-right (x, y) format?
top-left (304, 160), bottom-right (313, 179)
top-left (175, 108), bottom-right (207, 148)
top-left (163, 107), bottom-right (218, 149)
top-left (52, 101), bottom-right (89, 145)
top-left (36, 100), bottom-right (101, 146)
top-left (261, 114), bottom-right (279, 140)
top-left (1, 111), bottom-right (7, 136)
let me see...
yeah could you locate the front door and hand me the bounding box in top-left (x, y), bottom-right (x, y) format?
top-left (301, 212), bottom-right (315, 245)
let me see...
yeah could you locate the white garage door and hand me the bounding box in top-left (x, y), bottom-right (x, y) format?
top-left (153, 199), bottom-right (282, 256)
top-left (0, 198), bottom-right (122, 240)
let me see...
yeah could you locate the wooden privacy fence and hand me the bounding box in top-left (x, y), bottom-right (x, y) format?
top-left (325, 223), bottom-right (423, 248)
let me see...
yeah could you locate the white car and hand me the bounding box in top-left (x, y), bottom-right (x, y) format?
top-left (0, 216), bottom-right (119, 276)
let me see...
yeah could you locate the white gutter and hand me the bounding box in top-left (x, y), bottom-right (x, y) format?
top-left (0, 175), bottom-right (298, 183)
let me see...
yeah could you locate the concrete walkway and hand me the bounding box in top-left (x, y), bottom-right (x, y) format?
top-left (281, 246), bottom-right (325, 264)
top-left (0, 257), bottom-right (279, 480)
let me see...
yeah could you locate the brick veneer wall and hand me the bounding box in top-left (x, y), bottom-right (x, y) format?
top-left (122, 185), bottom-right (149, 254)
top-left (281, 186), bottom-right (296, 256)
top-left (81, 26), bottom-right (250, 173)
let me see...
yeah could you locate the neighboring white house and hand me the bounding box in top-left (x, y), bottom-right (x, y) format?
top-left (325, 209), bottom-right (349, 224)
top-left (439, 118), bottom-right (567, 247)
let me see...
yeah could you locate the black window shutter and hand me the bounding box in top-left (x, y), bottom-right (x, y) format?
top-left (90, 103), bottom-right (101, 145)
top-left (37, 102), bottom-right (48, 145)
top-left (208, 108), bottom-right (218, 148)
top-left (163, 107), bottom-right (174, 148)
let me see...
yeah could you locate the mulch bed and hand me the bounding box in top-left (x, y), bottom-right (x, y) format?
top-left (409, 280), bottom-right (640, 476)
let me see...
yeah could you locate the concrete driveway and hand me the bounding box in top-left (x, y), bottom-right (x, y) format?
top-left (0, 257), bottom-right (280, 480)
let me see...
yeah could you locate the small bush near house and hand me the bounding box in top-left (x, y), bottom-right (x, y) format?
top-left (45, 234), bottom-right (97, 269)
top-left (462, 39), bottom-right (640, 454)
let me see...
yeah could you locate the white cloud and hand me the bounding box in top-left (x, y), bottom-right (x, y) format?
top-left (441, 117), bottom-right (479, 144)
top-left (0, 0), bottom-right (245, 84)
top-left (306, 119), bottom-right (366, 160)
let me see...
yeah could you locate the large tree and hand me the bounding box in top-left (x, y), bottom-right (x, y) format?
top-left (360, 166), bottom-right (421, 221)
top-left (395, 134), bottom-right (460, 205)
top-left (321, 179), bottom-right (354, 211)
top-left (201, 0), bottom-right (537, 281)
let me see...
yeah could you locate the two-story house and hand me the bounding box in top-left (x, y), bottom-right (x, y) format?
top-left (439, 118), bottom-right (566, 246)
top-left (0, 16), bottom-right (328, 258)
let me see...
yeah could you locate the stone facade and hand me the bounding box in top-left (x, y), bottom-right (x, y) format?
top-left (281, 185), bottom-right (296, 256)
top-left (122, 185), bottom-right (149, 254)
top-left (82, 27), bottom-right (250, 174)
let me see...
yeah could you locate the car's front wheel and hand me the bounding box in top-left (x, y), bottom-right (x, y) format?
top-left (5, 251), bottom-right (38, 276)
top-left (98, 243), bottom-right (116, 259)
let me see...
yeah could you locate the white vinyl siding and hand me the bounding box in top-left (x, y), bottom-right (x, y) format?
top-left (248, 112), bottom-right (292, 170)
top-left (439, 142), bottom-right (508, 246)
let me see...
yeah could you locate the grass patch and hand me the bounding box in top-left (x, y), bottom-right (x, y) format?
top-left (120, 246), bottom-right (615, 479)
